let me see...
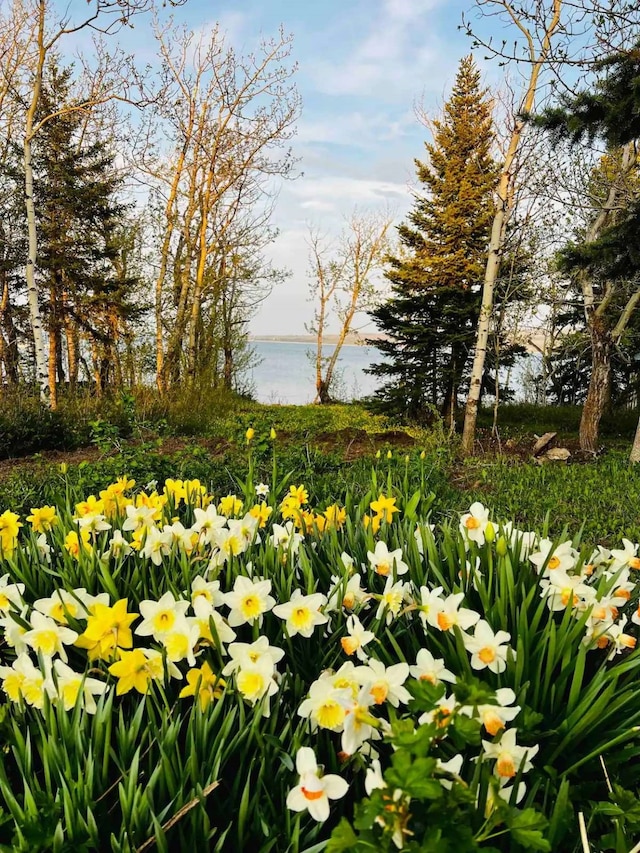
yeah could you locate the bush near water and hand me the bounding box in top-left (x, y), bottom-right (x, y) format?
top-left (1, 425), bottom-right (640, 851)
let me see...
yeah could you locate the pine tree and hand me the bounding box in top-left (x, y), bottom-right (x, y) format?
top-left (368, 56), bottom-right (498, 424)
top-left (34, 61), bottom-right (138, 404)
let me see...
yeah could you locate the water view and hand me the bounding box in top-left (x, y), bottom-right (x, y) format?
top-left (246, 340), bottom-right (382, 404)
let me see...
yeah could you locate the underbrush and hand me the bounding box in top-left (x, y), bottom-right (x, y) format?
top-left (0, 445), bottom-right (639, 850)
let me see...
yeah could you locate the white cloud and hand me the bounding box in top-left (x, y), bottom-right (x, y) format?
top-left (309, 0), bottom-right (452, 98)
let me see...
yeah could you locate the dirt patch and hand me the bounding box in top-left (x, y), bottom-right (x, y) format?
top-left (312, 428), bottom-right (416, 461)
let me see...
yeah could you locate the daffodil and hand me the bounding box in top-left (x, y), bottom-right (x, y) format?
top-left (341, 684), bottom-right (381, 755)
top-left (0, 574), bottom-right (25, 615)
top-left (221, 636), bottom-right (285, 676)
top-left (298, 677), bottom-right (351, 732)
top-left (272, 589), bottom-right (329, 638)
top-left (179, 662), bottom-right (226, 710)
top-left (375, 577), bottom-right (410, 625)
top-left (218, 494), bottom-right (244, 517)
top-left (463, 620), bottom-right (513, 673)
top-left (367, 541), bottom-right (409, 577)
top-left (429, 592), bottom-right (479, 633)
top-left (136, 591), bottom-right (190, 639)
top-left (75, 495), bottom-right (104, 517)
top-left (26, 505), bottom-right (57, 533)
top-left (0, 510), bottom-right (22, 556)
top-left (482, 729), bottom-right (539, 780)
top-left (286, 747), bottom-right (348, 823)
top-left (476, 688), bottom-right (521, 737)
top-left (76, 598), bottom-right (138, 661)
top-left (354, 659), bottom-right (411, 707)
top-left (369, 493), bottom-right (399, 524)
top-left (249, 502), bottom-right (273, 528)
top-left (528, 538), bottom-right (577, 576)
top-left (47, 660), bottom-right (108, 714)
top-left (34, 589), bottom-right (88, 624)
top-left (459, 502), bottom-right (490, 546)
top-left (255, 483), bottom-right (270, 498)
top-left (23, 611), bottom-right (78, 662)
top-left (64, 528), bottom-right (92, 560)
top-left (223, 576), bottom-right (276, 627)
top-left (0, 653), bottom-right (46, 708)
top-left (340, 614), bottom-right (375, 661)
top-left (108, 648), bottom-right (157, 695)
top-left (409, 648), bottom-right (456, 686)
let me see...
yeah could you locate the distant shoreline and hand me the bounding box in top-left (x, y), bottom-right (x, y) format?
top-left (250, 334), bottom-right (387, 345)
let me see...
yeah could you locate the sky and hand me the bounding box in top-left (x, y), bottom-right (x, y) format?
top-left (58, 0), bottom-right (489, 335)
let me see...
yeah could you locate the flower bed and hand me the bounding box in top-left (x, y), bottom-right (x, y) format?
top-left (0, 458), bottom-right (639, 851)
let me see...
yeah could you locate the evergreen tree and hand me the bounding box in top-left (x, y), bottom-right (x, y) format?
top-left (34, 61), bottom-right (139, 403)
top-left (367, 56), bottom-right (499, 423)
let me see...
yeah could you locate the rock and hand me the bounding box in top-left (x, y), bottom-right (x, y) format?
top-left (545, 447), bottom-right (571, 462)
top-left (532, 432), bottom-right (557, 456)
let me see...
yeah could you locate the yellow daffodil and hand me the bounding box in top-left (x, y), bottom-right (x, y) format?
top-left (64, 529), bottom-right (92, 560)
top-left (179, 662), bottom-right (226, 710)
top-left (0, 510), bottom-right (22, 556)
top-left (324, 504), bottom-right (346, 529)
top-left (249, 502), bottom-right (273, 528)
top-left (75, 495), bottom-right (104, 517)
top-left (108, 649), bottom-right (155, 695)
top-left (26, 505), bottom-right (57, 533)
top-left (218, 494), bottom-right (244, 517)
top-left (245, 427), bottom-right (255, 444)
top-left (369, 493), bottom-right (399, 524)
top-left (76, 599), bottom-right (138, 661)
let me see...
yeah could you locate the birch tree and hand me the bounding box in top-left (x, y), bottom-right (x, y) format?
top-left (461, 0), bottom-right (564, 454)
top-left (1, 0), bottom-right (184, 403)
top-left (307, 211), bottom-right (391, 404)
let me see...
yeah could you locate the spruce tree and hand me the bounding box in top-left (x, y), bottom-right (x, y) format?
top-left (368, 56), bottom-right (498, 423)
top-left (34, 61), bottom-right (138, 402)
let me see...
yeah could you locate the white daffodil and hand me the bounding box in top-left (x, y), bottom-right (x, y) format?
top-left (604, 615), bottom-right (637, 660)
top-left (436, 754), bottom-right (464, 790)
top-left (463, 620), bottom-right (513, 673)
top-left (163, 521), bottom-right (197, 554)
top-left (213, 527), bottom-right (246, 561)
top-left (609, 538), bottom-right (640, 572)
top-left (327, 573), bottom-right (369, 613)
top-left (297, 676), bottom-right (352, 732)
top-left (35, 533), bottom-right (52, 564)
top-left (0, 653), bottom-right (46, 708)
top-left (222, 636), bottom-right (285, 676)
top-left (340, 614), bottom-right (375, 661)
top-left (415, 585), bottom-right (444, 631)
top-left (223, 576), bottom-right (276, 627)
top-left (47, 659), bottom-right (108, 714)
top-left (0, 574), bottom-right (25, 615)
top-left (255, 483), bottom-right (270, 498)
top-left (190, 576), bottom-right (224, 613)
top-left (228, 514), bottom-right (260, 548)
top-left (355, 659), bottom-right (411, 707)
top-left (34, 589), bottom-right (88, 624)
top-left (430, 592), bottom-right (480, 633)
top-left (235, 658), bottom-right (280, 716)
top-left (482, 729), bottom-right (539, 780)
top-left (190, 610), bottom-right (236, 649)
top-left (409, 648), bottom-right (456, 685)
top-left (273, 589), bottom-right (329, 638)
top-left (76, 511), bottom-right (111, 534)
top-left (104, 529), bottom-right (132, 560)
top-left (476, 688), bottom-right (521, 736)
top-left (364, 758), bottom-right (386, 795)
top-left (418, 692), bottom-right (457, 728)
top-left (529, 539), bottom-right (577, 576)
top-left (136, 591), bottom-right (191, 639)
top-left (23, 611), bottom-right (78, 662)
top-left (269, 521), bottom-right (302, 554)
top-left (501, 522), bottom-right (538, 558)
top-left (459, 502), bottom-right (490, 546)
top-left (286, 747), bottom-right (348, 823)
top-left (341, 685), bottom-right (380, 756)
top-left (367, 541), bottom-right (409, 577)
top-left (375, 577), bottom-right (410, 625)
top-left (122, 503), bottom-right (157, 532)
top-left (539, 570), bottom-right (592, 612)
top-left (0, 606), bottom-right (29, 655)
top-left (192, 505), bottom-right (226, 546)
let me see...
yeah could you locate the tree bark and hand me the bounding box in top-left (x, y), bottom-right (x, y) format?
top-left (579, 316), bottom-right (611, 453)
top-left (461, 0), bottom-right (563, 455)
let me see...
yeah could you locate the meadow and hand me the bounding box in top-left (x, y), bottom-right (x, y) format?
top-left (1, 394), bottom-right (640, 851)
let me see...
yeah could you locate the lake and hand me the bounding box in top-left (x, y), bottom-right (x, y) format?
top-left (245, 341), bottom-right (382, 405)
top-left (244, 340), bottom-right (540, 406)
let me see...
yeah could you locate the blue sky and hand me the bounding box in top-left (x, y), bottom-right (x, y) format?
top-left (62, 0), bottom-right (485, 334)
top-left (188, 0), bottom-right (479, 334)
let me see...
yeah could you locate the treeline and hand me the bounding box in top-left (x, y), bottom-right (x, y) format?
top-left (0, 0), bottom-right (298, 405)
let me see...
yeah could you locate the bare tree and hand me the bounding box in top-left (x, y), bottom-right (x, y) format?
top-left (135, 20), bottom-right (300, 393)
top-left (306, 211), bottom-right (392, 404)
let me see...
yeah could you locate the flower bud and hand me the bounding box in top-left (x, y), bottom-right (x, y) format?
top-left (496, 535), bottom-right (508, 557)
top-left (60, 463), bottom-right (68, 474)
top-left (386, 450), bottom-right (392, 460)
top-left (484, 521), bottom-right (496, 543)
top-left (245, 427), bottom-right (255, 443)
top-left (420, 450), bottom-right (426, 460)
top-left (375, 450), bottom-right (381, 459)
top-left (270, 427), bottom-right (277, 440)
